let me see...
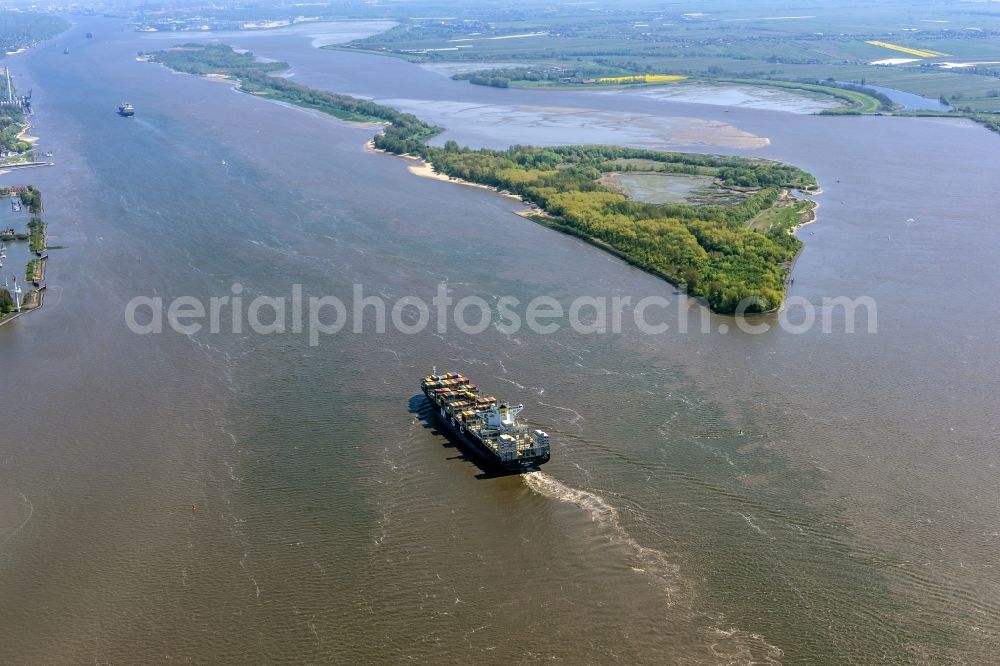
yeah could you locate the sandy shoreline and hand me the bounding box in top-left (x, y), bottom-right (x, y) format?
top-left (0, 122), bottom-right (50, 175)
top-left (364, 140), bottom-right (542, 214)
top-left (369, 140), bottom-right (817, 233)
top-left (16, 123), bottom-right (38, 144)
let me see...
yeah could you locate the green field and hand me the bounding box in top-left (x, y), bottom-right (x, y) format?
top-left (747, 197), bottom-right (815, 234)
top-left (336, 0), bottom-right (1000, 115)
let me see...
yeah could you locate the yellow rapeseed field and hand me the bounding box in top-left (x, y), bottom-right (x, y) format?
top-left (595, 74), bottom-right (688, 84)
top-left (865, 40), bottom-right (948, 58)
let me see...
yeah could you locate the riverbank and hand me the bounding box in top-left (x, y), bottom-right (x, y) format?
top-left (406, 159), bottom-right (522, 202)
top-left (0, 48), bottom-right (51, 322)
top-left (367, 141), bottom-right (529, 204)
top-left (0, 190), bottom-right (48, 322)
top-left (0, 277), bottom-right (44, 327)
top-left (146, 42), bottom-right (819, 314)
top-left (790, 199), bottom-right (820, 234)
top-left (365, 136), bottom-right (817, 315)
top-left (374, 143), bottom-right (711, 301)
top-left (381, 128), bottom-right (811, 314)
top-left (747, 189), bottom-right (819, 235)
top-left (16, 123), bottom-right (38, 145)
top-left (0, 306), bottom-right (28, 327)
top-left (0, 121), bottom-right (47, 174)
top-left (0, 160), bottom-right (55, 177)
top-left (371, 140), bottom-right (810, 314)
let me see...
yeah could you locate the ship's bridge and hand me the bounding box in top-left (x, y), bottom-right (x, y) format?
top-left (480, 403), bottom-right (524, 431)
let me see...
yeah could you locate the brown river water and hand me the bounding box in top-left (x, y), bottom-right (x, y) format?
top-left (0, 18), bottom-right (998, 664)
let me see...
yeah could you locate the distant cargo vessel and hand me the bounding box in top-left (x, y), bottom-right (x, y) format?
top-left (421, 372), bottom-right (550, 472)
top-left (117, 103), bottom-right (135, 117)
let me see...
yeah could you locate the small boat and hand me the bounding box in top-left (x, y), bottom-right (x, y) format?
top-left (63, 48), bottom-right (69, 55)
top-left (117, 102), bottom-right (135, 117)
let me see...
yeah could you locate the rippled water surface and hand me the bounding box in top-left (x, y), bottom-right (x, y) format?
top-left (0, 18), bottom-right (998, 664)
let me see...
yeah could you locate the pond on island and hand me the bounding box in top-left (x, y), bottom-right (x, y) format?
top-left (598, 171), bottom-right (747, 206)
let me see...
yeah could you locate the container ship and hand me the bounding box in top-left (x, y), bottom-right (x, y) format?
top-left (117, 103), bottom-right (135, 117)
top-left (421, 372), bottom-right (550, 472)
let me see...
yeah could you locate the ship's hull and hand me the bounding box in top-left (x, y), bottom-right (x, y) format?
top-left (423, 388), bottom-right (549, 473)
top-left (117, 109), bottom-right (134, 117)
